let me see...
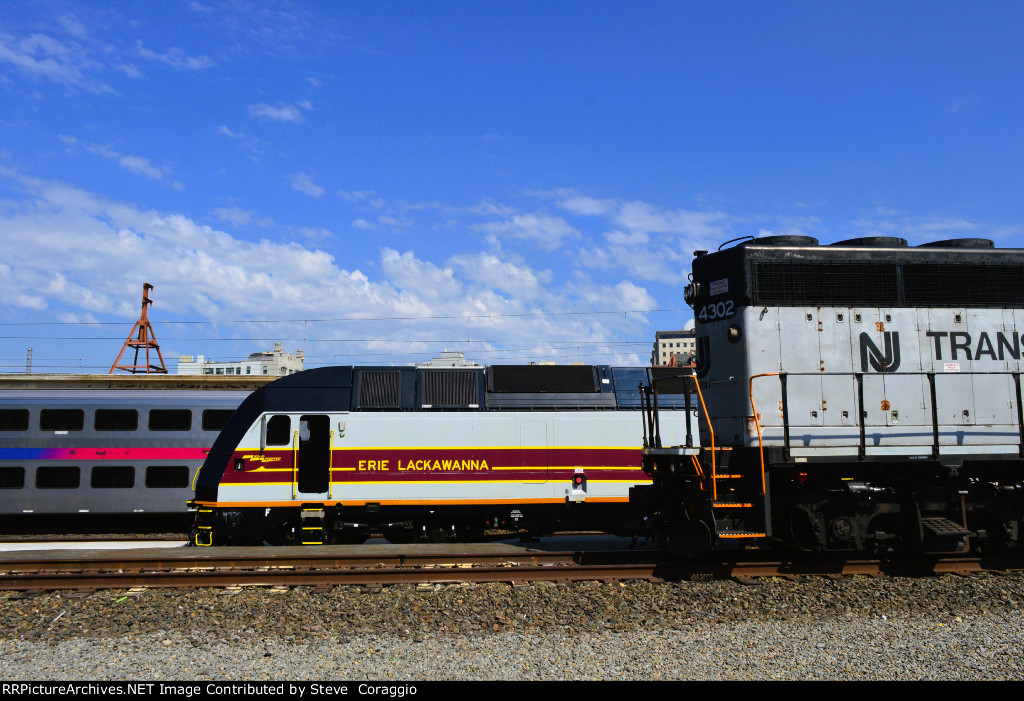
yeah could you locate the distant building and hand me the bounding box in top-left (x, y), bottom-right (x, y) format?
top-left (177, 342), bottom-right (304, 376)
top-left (417, 351), bottom-right (481, 368)
top-left (651, 325), bottom-right (696, 366)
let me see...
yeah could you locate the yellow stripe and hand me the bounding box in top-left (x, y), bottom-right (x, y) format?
top-left (223, 478), bottom-right (653, 487)
top-left (245, 464), bottom-right (642, 473)
top-left (194, 496), bottom-right (633, 508)
top-left (490, 465), bottom-right (640, 471)
top-left (242, 445), bottom-right (641, 452)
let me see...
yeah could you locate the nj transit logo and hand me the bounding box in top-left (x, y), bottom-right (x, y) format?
top-left (859, 332), bottom-right (901, 373)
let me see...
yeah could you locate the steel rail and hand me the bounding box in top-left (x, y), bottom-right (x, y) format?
top-left (0, 548), bottom-right (654, 574)
top-left (1, 549), bottom-right (1022, 592)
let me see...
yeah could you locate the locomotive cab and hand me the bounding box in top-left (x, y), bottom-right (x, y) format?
top-left (640, 235), bottom-right (1024, 555)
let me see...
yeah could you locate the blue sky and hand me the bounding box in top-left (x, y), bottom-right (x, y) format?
top-left (1, 1), bottom-right (1023, 372)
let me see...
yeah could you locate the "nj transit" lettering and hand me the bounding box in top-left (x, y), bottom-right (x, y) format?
top-left (926, 331), bottom-right (1022, 361)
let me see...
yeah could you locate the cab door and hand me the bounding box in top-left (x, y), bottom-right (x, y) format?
top-left (296, 414), bottom-right (331, 496)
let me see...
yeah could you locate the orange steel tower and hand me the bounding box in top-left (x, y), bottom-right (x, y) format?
top-left (109, 282), bottom-right (168, 374)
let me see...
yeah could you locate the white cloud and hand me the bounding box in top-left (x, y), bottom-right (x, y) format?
top-left (0, 263), bottom-right (46, 310)
top-left (337, 188), bottom-right (378, 203)
top-left (615, 200), bottom-right (727, 237)
top-left (575, 239), bottom-right (683, 283)
top-left (116, 154), bottom-right (166, 181)
top-left (566, 278), bottom-right (657, 318)
top-left (300, 227), bottom-right (333, 240)
top-left (948, 95), bottom-right (980, 114)
top-left (466, 199), bottom-right (516, 216)
top-left (558, 195), bottom-right (614, 216)
top-left (919, 218), bottom-right (979, 233)
top-left (213, 207), bottom-right (273, 227)
top-left (59, 15), bottom-right (89, 39)
top-left (248, 102), bottom-right (307, 123)
top-left (217, 125), bottom-right (244, 139)
top-left (59, 135), bottom-right (171, 182)
top-left (136, 43), bottom-right (214, 70)
top-left (380, 249), bottom-right (461, 303)
top-left (214, 207), bottom-right (252, 226)
top-left (449, 252), bottom-right (553, 301)
top-left (0, 31), bottom-right (110, 92)
top-left (850, 213), bottom-right (1019, 245)
top-left (475, 213), bottom-right (581, 251)
top-left (289, 173), bottom-right (325, 198)
top-left (0, 171), bottom-right (675, 367)
top-left (377, 215), bottom-right (412, 229)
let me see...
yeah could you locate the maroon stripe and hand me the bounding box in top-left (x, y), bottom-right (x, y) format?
top-left (218, 447), bottom-right (646, 485)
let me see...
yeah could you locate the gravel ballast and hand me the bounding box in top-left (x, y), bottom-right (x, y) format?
top-left (1, 574), bottom-right (1022, 681)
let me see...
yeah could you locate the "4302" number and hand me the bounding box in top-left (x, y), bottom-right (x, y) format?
top-left (697, 300), bottom-right (735, 322)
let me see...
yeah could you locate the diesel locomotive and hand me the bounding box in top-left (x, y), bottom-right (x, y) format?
top-left (634, 235), bottom-right (1024, 556)
top-left (189, 363), bottom-right (695, 545)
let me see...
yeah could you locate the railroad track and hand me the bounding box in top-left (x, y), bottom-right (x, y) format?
top-left (2, 545), bottom-right (1023, 592)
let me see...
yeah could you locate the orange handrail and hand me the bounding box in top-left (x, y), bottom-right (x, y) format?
top-left (690, 454), bottom-right (705, 485)
top-left (747, 373), bottom-right (780, 496)
top-left (650, 373), bottom-right (716, 495)
top-left (686, 375), bottom-right (717, 499)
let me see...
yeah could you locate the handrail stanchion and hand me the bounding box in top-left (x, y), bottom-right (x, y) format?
top-left (747, 373), bottom-right (780, 497)
top-left (856, 373), bottom-right (865, 460)
top-left (292, 429), bottom-right (299, 500)
top-left (684, 370), bottom-right (693, 448)
top-left (779, 373), bottom-right (790, 460)
top-left (927, 372), bottom-right (939, 459)
top-left (1014, 372), bottom-right (1024, 458)
top-left (639, 384), bottom-right (649, 449)
top-left (687, 375), bottom-right (716, 498)
top-left (652, 382), bottom-right (662, 448)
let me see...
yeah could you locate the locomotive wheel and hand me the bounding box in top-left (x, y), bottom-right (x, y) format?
top-left (657, 518), bottom-right (712, 558)
top-left (331, 531), bottom-right (369, 545)
top-left (258, 523), bottom-right (295, 546)
top-left (383, 529), bottom-right (416, 544)
top-left (426, 526), bottom-right (452, 543)
top-left (788, 508), bottom-right (823, 551)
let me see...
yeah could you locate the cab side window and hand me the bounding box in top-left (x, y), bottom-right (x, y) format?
top-left (266, 415), bottom-right (291, 446)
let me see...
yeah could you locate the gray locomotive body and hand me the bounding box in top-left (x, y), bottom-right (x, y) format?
top-left (637, 236), bottom-right (1024, 554)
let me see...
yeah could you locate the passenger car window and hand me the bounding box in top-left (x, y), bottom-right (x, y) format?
top-left (149, 409), bottom-right (192, 431)
top-left (202, 409), bottom-right (234, 432)
top-left (0, 467), bottom-right (25, 489)
top-left (145, 465), bottom-right (190, 488)
top-left (91, 465), bottom-right (135, 488)
top-left (36, 466), bottom-right (80, 489)
top-left (95, 409), bottom-right (139, 431)
top-left (40, 409), bottom-right (84, 431)
top-left (0, 410), bottom-right (29, 431)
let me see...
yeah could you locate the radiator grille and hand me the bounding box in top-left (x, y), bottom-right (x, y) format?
top-left (752, 261), bottom-right (1024, 308)
top-left (356, 370), bottom-right (401, 409)
top-left (903, 263), bottom-right (1024, 307)
top-left (752, 262), bottom-right (898, 306)
top-left (421, 370), bottom-right (480, 408)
